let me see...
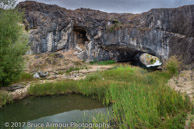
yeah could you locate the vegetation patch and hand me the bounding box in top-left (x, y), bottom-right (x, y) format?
top-left (89, 60), bottom-right (116, 65)
top-left (65, 67), bottom-right (80, 74)
top-left (163, 56), bottom-right (181, 76)
top-left (0, 7), bottom-right (28, 87)
top-left (14, 72), bottom-right (35, 83)
top-left (0, 91), bottom-right (13, 108)
top-left (28, 65), bottom-right (191, 128)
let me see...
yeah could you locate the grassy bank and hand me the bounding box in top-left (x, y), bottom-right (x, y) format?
top-left (90, 60), bottom-right (116, 65)
top-left (0, 91), bottom-right (12, 108)
top-left (28, 65), bottom-right (191, 128)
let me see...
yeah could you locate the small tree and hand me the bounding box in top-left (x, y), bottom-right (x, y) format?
top-left (0, 0), bottom-right (28, 86)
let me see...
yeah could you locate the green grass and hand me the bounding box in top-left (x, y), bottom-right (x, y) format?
top-left (89, 60), bottom-right (116, 65)
top-left (0, 91), bottom-right (12, 108)
top-left (65, 67), bottom-right (80, 74)
top-left (58, 66), bottom-right (88, 75)
top-left (12, 72), bottom-right (35, 83)
top-left (28, 66), bottom-right (191, 128)
top-left (163, 56), bottom-right (180, 76)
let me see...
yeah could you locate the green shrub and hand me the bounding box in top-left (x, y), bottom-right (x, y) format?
top-left (0, 91), bottom-right (12, 108)
top-left (164, 56), bottom-right (180, 76)
top-left (0, 9), bottom-right (28, 86)
top-left (19, 72), bottom-right (34, 81)
top-left (107, 20), bottom-right (122, 32)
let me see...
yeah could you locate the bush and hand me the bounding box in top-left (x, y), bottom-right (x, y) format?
top-left (0, 9), bottom-right (28, 86)
top-left (164, 56), bottom-right (181, 76)
top-left (16, 72), bottom-right (35, 82)
top-left (0, 91), bottom-right (12, 108)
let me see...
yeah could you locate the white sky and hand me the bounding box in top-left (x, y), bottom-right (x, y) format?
top-left (17, 0), bottom-right (194, 13)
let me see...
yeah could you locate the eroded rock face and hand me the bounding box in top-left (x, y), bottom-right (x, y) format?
top-left (17, 1), bottom-right (194, 68)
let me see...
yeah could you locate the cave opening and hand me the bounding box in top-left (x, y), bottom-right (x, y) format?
top-left (131, 52), bottom-right (162, 69)
top-left (73, 26), bottom-right (89, 50)
top-left (114, 50), bottom-right (162, 70)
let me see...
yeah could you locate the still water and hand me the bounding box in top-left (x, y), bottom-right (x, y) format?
top-left (0, 94), bottom-right (109, 129)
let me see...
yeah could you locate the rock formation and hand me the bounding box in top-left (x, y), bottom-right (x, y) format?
top-left (17, 1), bottom-right (194, 68)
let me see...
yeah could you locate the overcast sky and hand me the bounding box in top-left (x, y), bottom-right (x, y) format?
top-left (18, 0), bottom-right (194, 13)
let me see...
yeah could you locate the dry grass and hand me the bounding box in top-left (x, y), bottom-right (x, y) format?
top-left (24, 49), bottom-right (84, 73)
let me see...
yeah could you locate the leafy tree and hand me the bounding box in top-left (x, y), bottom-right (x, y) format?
top-left (0, 0), bottom-right (28, 86)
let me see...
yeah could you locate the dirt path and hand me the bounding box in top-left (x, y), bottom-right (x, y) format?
top-left (46, 65), bottom-right (115, 80)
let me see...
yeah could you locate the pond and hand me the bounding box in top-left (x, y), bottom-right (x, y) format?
top-left (0, 94), bottom-right (110, 129)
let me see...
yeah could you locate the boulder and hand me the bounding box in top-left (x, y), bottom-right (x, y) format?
top-left (33, 72), bottom-right (40, 79)
top-left (54, 53), bottom-right (64, 58)
top-left (6, 84), bottom-right (25, 92)
top-left (38, 71), bottom-right (49, 78)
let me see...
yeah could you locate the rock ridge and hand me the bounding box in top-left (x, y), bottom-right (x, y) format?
top-left (17, 1), bottom-right (194, 68)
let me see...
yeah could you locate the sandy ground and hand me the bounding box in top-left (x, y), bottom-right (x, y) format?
top-left (168, 70), bottom-right (194, 100)
top-left (168, 70), bottom-right (194, 129)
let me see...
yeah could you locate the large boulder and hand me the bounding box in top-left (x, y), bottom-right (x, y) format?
top-left (33, 71), bottom-right (48, 79)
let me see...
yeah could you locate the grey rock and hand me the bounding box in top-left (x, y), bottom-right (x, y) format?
top-left (54, 53), bottom-right (64, 58)
top-left (33, 71), bottom-right (49, 78)
top-left (17, 1), bottom-right (194, 68)
top-left (7, 84), bottom-right (25, 91)
top-left (38, 71), bottom-right (49, 78)
top-left (34, 55), bottom-right (40, 59)
top-left (33, 72), bottom-right (40, 79)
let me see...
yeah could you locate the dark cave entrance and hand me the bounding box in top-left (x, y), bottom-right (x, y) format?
top-left (73, 26), bottom-right (89, 50)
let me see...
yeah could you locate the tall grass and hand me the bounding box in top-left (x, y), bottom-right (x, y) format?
top-left (12, 72), bottom-right (36, 84)
top-left (28, 66), bottom-right (191, 128)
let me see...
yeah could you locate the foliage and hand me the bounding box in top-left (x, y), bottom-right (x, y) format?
top-left (90, 60), bottom-right (116, 65)
top-left (164, 56), bottom-right (181, 76)
top-left (14, 72), bottom-right (35, 83)
top-left (85, 73), bottom-right (102, 82)
top-left (65, 67), bottom-right (80, 74)
top-left (0, 90), bottom-right (12, 108)
top-left (28, 66), bottom-right (191, 128)
top-left (0, 8), bottom-right (28, 86)
top-left (150, 58), bottom-right (156, 64)
top-left (107, 22), bottom-right (122, 32)
top-left (158, 112), bottom-right (187, 129)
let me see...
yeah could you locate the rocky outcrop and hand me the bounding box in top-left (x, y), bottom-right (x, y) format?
top-left (17, 1), bottom-right (194, 68)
